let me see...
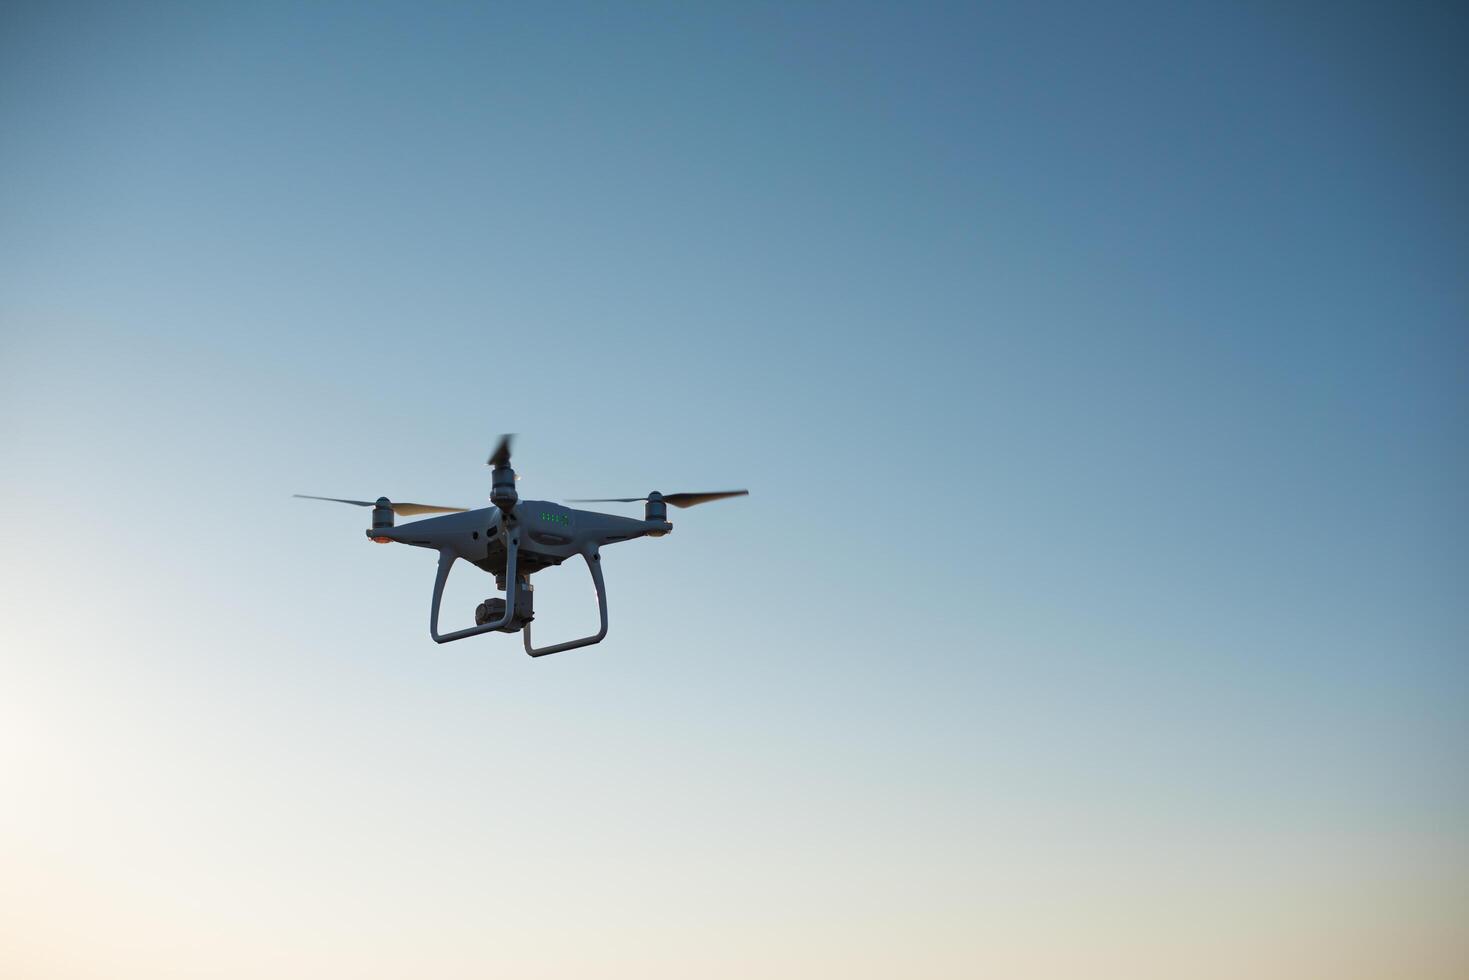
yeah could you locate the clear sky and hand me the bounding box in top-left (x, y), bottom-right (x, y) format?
top-left (1, 2), bottom-right (1465, 977)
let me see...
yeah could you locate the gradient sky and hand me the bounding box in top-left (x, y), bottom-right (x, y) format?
top-left (2, 2), bottom-right (1465, 977)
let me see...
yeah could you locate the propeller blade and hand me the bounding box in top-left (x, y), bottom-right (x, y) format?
top-left (662, 490), bottom-right (749, 508)
top-left (568, 490), bottom-right (749, 508)
top-left (487, 433), bottom-right (514, 467)
top-left (293, 494), bottom-right (467, 516)
top-left (390, 502), bottom-right (469, 516)
top-left (294, 494), bottom-right (376, 507)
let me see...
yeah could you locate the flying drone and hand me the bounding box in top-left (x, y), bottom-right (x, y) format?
top-left (296, 435), bottom-right (747, 656)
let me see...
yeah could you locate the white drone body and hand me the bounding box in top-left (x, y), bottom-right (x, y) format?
top-left (297, 436), bottom-right (746, 657)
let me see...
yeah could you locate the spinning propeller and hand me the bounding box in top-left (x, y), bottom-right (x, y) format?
top-left (569, 488), bottom-right (747, 526)
top-left (487, 433), bottom-right (513, 468)
top-left (487, 433), bottom-right (517, 514)
top-left (567, 490), bottom-right (749, 508)
top-left (292, 495), bottom-right (466, 516)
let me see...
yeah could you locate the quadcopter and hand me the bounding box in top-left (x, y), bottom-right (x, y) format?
top-left (296, 435), bottom-right (747, 656)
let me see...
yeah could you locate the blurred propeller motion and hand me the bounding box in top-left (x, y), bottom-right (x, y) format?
top-left (292, 494), bottom-right (467, 516)
top-left (569, 490), bottom-right (749, 508)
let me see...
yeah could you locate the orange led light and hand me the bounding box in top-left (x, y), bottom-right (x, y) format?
top-left (371, 536), bottom-right (392, 544)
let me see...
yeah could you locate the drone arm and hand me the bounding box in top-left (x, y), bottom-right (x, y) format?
top-left (523, 550), bottom-right (609, 657)
top-left (430, 531), bottom-right (520, 643)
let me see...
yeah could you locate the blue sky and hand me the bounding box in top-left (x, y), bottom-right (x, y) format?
top-left (2, 2), bottom-right (1465, 976)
